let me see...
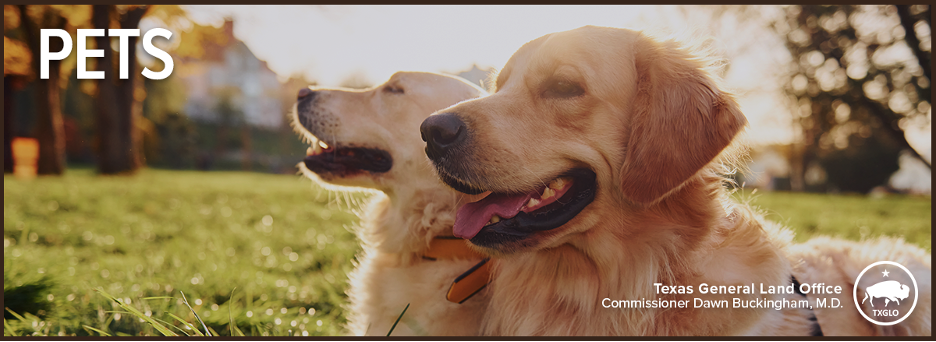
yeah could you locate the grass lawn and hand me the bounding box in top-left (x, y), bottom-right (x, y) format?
top-left (3, 169), bottom-right (931, 336)
top-left (736, 189), bottom-right (931, 250)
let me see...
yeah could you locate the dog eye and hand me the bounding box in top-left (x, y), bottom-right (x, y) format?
top-left (543, 79), bottom-right (584, 98)
top-left (384, 85), bottom-right (404, 94)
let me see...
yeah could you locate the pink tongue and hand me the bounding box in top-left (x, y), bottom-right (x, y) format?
top-left (454, 192), bottom-right (534, 239)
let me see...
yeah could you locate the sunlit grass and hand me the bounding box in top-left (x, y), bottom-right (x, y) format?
top-left (3, 169), bottom-right (931, 336)
top-left (4, 168), bottom-right (365, 336)
top-left (734, 189), bottom-right (931, 251)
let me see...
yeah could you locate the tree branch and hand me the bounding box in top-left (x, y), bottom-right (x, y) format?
top-left (858, 97), bottom-right (932, 169)
top-left (896, 5), bottom-right (931, 79)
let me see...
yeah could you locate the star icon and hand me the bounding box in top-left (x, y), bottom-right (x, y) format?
top-left (882, 269), bottom-right (890, 277)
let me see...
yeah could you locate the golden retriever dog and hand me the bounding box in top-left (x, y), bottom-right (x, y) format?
top-left (419, 26), bottom-right (930, 335)
top-left (292, 72), bottom-right (490, 335)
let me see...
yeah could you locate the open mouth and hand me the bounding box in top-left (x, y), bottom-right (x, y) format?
top-left (303, 140), bottom-right (393, 175)
top-left (451, 169), bottom-right (596, 248)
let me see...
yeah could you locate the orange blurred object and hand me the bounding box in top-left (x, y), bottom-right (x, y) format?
top-left (12, 137), bottom-right (38, 179)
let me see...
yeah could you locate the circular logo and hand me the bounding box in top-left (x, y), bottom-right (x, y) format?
top-left (852, 261), bottom-right (918, 326)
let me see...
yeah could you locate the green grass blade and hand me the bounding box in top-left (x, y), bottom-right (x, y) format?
top-left (4, 318), bottom-right (18, 336)
top-left (140, 297), bottom-right (174, 300)
top-left (150, 316), bottom-right (191, 336)
top-left (167, 312), bottom-right (204, 336)
top-left (386, 303), bottom-right (409, 337)
top-left (228, 288), bottom-right (245, 337)
top-left (95, 288), bottom-right (177, 336)
top-left (179, 291), bottom-right (211, 336)
top-left (4, 308), bottom-right (27, 322)
top-left (82, 325), bottom-right (111, 337)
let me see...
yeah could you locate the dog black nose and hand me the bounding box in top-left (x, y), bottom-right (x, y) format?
top-left (298, 87), bottom-right (314, 100)
top-left (420, 113), bottom-right (467, 160)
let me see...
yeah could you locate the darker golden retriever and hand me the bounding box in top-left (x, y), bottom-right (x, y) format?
top-left (420, 26), bottom-right (930, 336)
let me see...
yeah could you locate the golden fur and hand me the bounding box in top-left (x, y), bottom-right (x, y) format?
top-left (788, 236), bottom-right (931, 336)
top-left (427, 26), bottom-right (930, 336)
top-left (292, 72), bottom-right (489, 335)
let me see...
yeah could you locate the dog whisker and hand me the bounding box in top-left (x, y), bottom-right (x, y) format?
top-left (520, 164), bottom-right (549, 193)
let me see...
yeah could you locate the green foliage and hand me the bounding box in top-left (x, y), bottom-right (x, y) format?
top-left (143, 74), bottom-right (189, 126)
top-left (3, 170), bottom-right (930, 336)
top-left (3, 276), bottom-right (54, 320)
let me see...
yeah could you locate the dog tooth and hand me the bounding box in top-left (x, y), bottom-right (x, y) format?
top-left (318, 141), bottom-right (329, 149)
top-left (549, 178), bottom-right (567, 190)
top-left (542, 187), bottom-right (555, 199)
top-left (527, 198), bottom-right (540, 208)
top-left (306, 147), bottom-right (315, 156)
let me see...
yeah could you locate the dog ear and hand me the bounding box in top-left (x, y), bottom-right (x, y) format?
top-left (618, 36), bottom-right (747, 205)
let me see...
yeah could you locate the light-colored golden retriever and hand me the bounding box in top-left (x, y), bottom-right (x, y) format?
top-left (292, 71), bottom-right (490, 335)
top-left (420, 26), bottom-right (931, 336)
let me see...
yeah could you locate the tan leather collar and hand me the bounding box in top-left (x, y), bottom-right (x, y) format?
top-left (424, 236), bottom-right (491, 304)
top-left (424, 236), bottom-right (486, 260)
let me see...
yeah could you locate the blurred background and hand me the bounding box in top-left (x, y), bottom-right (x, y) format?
top-left (3, 5), bottom-right (930, 337)
top-left (3, 5), bottom-right (930, 194)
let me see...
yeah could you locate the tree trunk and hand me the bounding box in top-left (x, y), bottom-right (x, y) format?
top-left (857, 96), bottom-right (932, 169)
top-left (34, 58), bottom-right (66, 175)
top-left (3, 77), bottom-right (13, 173)
top-left (92, 5), bottom-right (126, 174)
top-left (896, 6), bottom-right (931, 84)
top-left (20, 5), bottom-right (66, 175)
top-left (120, 7), bottom-right (148, 169)
top-left (92, 5), bottom-right (148, 174)
top-left (789, 142), bottom-right (805, 192)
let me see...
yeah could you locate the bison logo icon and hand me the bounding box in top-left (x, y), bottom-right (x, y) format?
top-left (861, 280), bottom-right (910, 307)
top-left (853, 261), bottom-right (918, 326)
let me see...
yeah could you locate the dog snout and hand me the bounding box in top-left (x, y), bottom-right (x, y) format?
top-left (420, 113), bottom-right (467, 161)
top-left (295, 87), bottom-right (326, 135)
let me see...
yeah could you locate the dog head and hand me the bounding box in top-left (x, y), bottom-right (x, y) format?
top-left (293, 71), bottom-right (484, 196)
top-left (421, 26), bottom-right (747, 254)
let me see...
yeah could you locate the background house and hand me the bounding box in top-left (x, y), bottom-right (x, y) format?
top-left (177, 20), bottom-right (283, 129)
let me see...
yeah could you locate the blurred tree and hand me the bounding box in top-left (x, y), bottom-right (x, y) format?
top-left (3, 77), bottom-right (11, 173)
top-left (92, 5), bottom-right (149, 174)
top-left (6, 5), bottom-right (91, 173)
top-left (148, 7), bottom-right (231, 61)
top-left (240, 121), bottom-right (252, 171)
top-left (142, 73), bottom-right (192, 168)
top-left (4, 30), bottom-right (32, 172)
top-left (139, 7), bottom-right (234, 170)
top-left (17, 5), bottom-right (69, 175)
top-left (772, 5), bottom-right (931, 193)
top-left (60, 66), bottom-right (100, 165)
top-left (212, 88), bottom-right (245, 170)
top-left (114, 6), bottom-right (225, 170)
top-left (6, 5), bottom-right (225, 173)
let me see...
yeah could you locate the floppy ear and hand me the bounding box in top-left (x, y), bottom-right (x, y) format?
top-left (619, 36), bottom-right (747, 205)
